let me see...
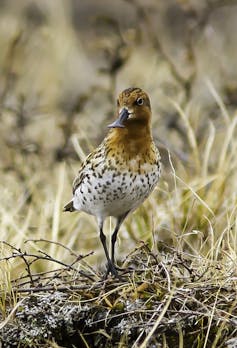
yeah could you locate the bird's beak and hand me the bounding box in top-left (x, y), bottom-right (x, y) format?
top-left (108, 108), bottom-right (129, 128)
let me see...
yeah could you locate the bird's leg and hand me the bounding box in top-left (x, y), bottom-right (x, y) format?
top-left (99, 219), bottom-right (118, 278)
top-left (99, 225), bottom-right (110, 265)
top-left (111, 213), bottom-right (128, 269)
top-left (111, 224), bottom-right (120, 266)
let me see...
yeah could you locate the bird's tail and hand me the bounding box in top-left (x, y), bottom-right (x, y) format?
top-left (63, 200), bottom-right (75, 212)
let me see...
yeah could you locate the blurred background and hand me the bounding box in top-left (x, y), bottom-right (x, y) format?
top-left (1, 0), bottom-right (237, 275)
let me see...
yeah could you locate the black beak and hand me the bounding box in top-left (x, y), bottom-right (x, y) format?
top-left (108, 108), bottom-right (129, 128)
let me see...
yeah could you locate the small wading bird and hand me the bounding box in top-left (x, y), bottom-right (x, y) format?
top-left (64, 87), bottom-right (161, 277)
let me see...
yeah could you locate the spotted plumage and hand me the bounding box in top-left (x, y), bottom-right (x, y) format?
top-left (64, 87), bottom-right (161, 277)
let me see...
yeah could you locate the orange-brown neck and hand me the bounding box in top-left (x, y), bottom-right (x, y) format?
top-left (106, 121), bottom-right (153, 159)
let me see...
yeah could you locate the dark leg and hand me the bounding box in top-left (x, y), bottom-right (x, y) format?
top-left (99, 219), bottom-right (110, 264)
top-left (98, 218), bottom-right (118, 277)
top-left (111, 213), bottom-right (129, 266)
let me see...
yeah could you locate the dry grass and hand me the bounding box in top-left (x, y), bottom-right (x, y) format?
top-left (1, 1), bottom-right (237, 347)
top-left (0, 243), bottom-right (237, 347)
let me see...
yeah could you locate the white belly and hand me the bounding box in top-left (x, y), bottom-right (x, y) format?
top-left (73, 168), bottom-right (159, 219)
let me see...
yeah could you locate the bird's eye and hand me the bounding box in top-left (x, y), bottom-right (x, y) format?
top-left (136, 97), bottom-right (144, 106)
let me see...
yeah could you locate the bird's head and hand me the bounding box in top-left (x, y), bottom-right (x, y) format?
top-left (108, 87), bottom-right (151, 129)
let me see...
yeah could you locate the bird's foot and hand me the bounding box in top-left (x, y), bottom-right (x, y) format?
top-left (103, 261), bottom-right (122, 280)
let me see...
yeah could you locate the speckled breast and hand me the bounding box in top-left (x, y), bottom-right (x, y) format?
top-left (73, 159), bottom-right (160, 219)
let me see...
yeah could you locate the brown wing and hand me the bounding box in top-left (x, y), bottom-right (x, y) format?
top-left (72, 143), bottom-right (105, 194)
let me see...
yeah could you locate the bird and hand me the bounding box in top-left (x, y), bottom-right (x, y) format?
top-left (64, 87), bottom-right (161, 277)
